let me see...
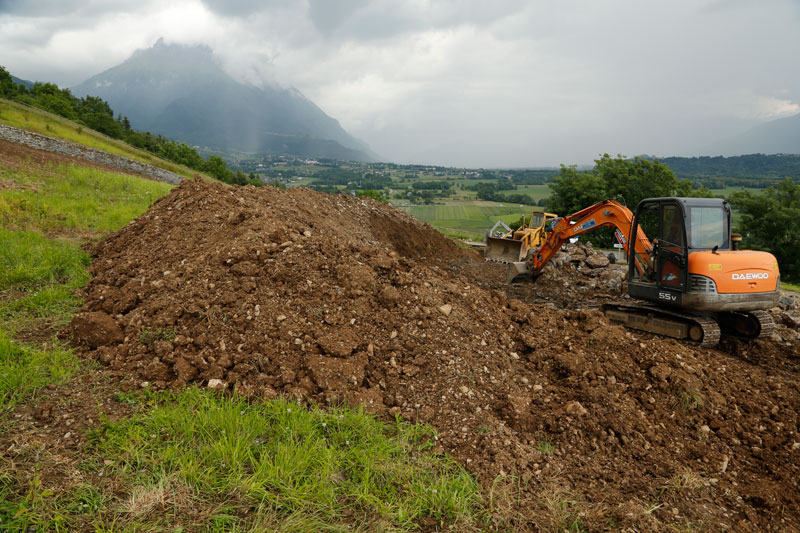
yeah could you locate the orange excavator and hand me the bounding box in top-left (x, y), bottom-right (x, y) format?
top-left (508, 197), bottom-right (779, 345)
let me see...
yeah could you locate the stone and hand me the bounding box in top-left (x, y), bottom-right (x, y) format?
top-left (207, 378), bottom-right (227, 389)
top-left (438, 304), bottom-right (453, 317)
top-left (584, 253), bottom-right (611, 269)
top-left (565, 401), bottom-right (588, 416)
top-left (781, 312), bottom-right (800, 328)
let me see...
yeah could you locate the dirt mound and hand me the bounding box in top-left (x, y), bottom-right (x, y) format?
top-left (74, 179), bottom-right (800, 530)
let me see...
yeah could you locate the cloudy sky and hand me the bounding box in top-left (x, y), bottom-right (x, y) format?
top-left (1, 0), bottom-right (799, 166)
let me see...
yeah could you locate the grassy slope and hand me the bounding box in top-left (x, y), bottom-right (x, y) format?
top-left (0, 98), bottom-right (203, 180)
top-left (0, 124), bottom-right (484, 530)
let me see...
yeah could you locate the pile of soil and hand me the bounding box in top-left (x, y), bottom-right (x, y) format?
top-left (73, 179), bottom-right (800, 530)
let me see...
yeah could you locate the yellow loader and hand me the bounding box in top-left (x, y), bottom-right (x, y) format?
top-left (484, 210), bottom-right (558, 263)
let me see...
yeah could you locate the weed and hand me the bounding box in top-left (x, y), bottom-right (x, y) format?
top-left (540, 485), bottom-right (585, 532)
top-left (534, 432), bottom-right (555, 454)
top-left (139, 327), bottom-right (178, 345)
top-left (645, 501), bottom-right (664, 514)
top-left (661, 470), bottom-right (703, 493)
top-left (677, 390), bottom-right (705, 412)
top-left (537, 441), bottom-right (555, 454)
top-left (113, 391), bottom-right (140, 405)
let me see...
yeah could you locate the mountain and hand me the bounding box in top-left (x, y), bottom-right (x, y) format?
top-left (10, 74), bottom-right (33, 89)
top-left (710, 112), bottom-right (800, 156)
top-left (73, 39), bottom-right (378, 162)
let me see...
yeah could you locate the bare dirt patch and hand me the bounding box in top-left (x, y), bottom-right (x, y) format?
top-left (66, 179), bottom-right (800, 530)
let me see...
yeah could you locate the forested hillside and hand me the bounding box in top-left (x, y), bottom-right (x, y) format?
top-left (655, 154), bottom-right (800, 188)
top-left (0, 66), bottom-right (259, 186)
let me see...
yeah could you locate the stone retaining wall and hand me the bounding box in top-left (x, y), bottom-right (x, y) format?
top-left (0, 123), bottom-right (184, 185)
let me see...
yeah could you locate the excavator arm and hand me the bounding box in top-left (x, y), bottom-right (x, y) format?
top-left (523, 200), bottom-right (653, 278)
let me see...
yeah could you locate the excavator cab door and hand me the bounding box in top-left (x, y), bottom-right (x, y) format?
top-left (629, 200), bottom-right (688, 294)
top-left (655, 202), bottom-right (688, 292)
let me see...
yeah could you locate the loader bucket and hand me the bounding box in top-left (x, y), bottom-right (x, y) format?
top-left (484, 235), bottom-right (524, 263)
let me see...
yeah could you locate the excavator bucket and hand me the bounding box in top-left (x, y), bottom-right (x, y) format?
top-left (507, 261), bottom-right (533, 283)
top-left (484, 235), bottom-right (524, 263)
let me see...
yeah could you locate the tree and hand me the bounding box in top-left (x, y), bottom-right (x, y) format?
top-left (547, 155), bottom-right (711, 247)
top-left (357, 190), bottom-right (388, 204)
top-left (729, 179), bottom-right (800, 282)
top-left (594, 154), bottom-right (693, 206)
top-left (548, 155), bottom-right (702, 215)
top-left (204, 155), bottom-right (232, 183)
top-left (0, 66), bottom-right (19, 98)
top-left (547, 165), bottom-right (606, 214)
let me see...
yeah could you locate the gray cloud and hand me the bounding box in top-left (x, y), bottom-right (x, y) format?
top-left (199, 0), bottom-right (296, 17)
top-left (1, 0), bottom-right (799, 166)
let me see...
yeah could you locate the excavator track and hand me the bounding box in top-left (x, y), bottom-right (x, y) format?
top-left (601, 303), bottom-right (721, 346)
top-left (717, 309), bottom-right (775, 341)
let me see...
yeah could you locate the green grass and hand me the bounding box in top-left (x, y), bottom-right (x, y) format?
top-left (0, 229), bottom-right (91, 335)
top-left (0, 228), bottom-right (90, 290)
top-left (398, 203), bottom-right (540, 237)
top-left (782, 281), bottom-right (800, 292)
top-left (1, 389), bottom-right (484, 531)
top-left (27, 389), bottom-right (479, 531)
top-left (0, 164), bottom-right (171, 234)
top-left (0, 98), bottom-right (198, 179)
top-left (0, 331), bottom-right (78, 410)
top-left (496, 184), bottom-right (551, 202)
top-left (707, 186), bottom-right (761, 197)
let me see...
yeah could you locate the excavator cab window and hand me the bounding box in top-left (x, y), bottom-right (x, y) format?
top-left (630, 203), bottom-right (659, 283)
top-left (657, 204), bottom-right (687, 291)
top-left (688, 206), bottom-right (726, 249)
top-left (529, 213), bottom-right (544, 227)
top-left (629, 200), bottom-right (688, 292)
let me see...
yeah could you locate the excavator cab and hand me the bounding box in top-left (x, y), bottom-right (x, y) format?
top-left (626, 197), bottom-right (779, 315)
top-left (629, 199), bottom-right (689, 294)
top-left (628, 198), bottom-right (732, 304)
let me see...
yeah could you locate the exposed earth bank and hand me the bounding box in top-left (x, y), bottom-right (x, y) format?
top-left (74, 179), bottom-right (800, 531)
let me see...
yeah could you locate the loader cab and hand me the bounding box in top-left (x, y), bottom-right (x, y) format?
top-left (627, 197), bottom-right (731, 306)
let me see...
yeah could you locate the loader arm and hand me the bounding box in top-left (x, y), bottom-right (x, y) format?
top-left (528, 200), bottom-right (653, 277)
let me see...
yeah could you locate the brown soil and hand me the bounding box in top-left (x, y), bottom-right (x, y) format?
top-left (69, 179), bottom-right (800, 530)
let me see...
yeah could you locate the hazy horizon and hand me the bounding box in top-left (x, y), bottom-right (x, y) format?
top-left (2, 0), bottom-right (799, 167)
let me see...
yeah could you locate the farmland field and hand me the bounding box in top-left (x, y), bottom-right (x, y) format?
top-left (398, 202), bottom-right (541, 237)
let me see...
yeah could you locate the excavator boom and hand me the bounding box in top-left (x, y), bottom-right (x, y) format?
top-left (510, 200), bottom-right (651, 280)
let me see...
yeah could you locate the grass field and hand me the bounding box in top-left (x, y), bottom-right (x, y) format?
top-left (0, 98), bottom-right (199, 179)
top-left (0, 143), bottom-right (485, 529)
top-left (398, 203), bottom-right (542, 237)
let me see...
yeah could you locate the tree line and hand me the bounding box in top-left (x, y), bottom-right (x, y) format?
top-left (657, 154), bottom-right (800, 180)
top-left (0, 66), bottom-right (260, 186)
